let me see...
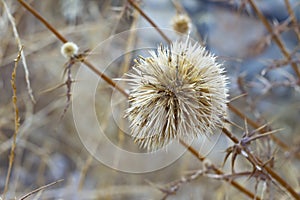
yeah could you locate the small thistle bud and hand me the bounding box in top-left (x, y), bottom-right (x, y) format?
top-left (171, 14), bottom-right (191, 34)
top-left (60, 42), bottom-right (79, 58)
top-left (125, 39), bottom-right (228, 150)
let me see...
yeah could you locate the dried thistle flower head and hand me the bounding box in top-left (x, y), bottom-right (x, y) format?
top-left (125, 39), bottom-right (228, 150)
top-left (171, 14), bottom-right (191, 34)
top-left (61, 42), bottom-right (79, 58)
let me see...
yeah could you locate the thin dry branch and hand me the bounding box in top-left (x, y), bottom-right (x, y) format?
top-left (127, 0), bottom-right (171, 44)
top-left (153, 169), bottom-right (206, 199)
top-left (2, 46), bottom-right (22, 199)
top-left (18, 179), bottom-right (63, 200)
top-left (77, 154), bottom-right (94, 191)
top-left (2, 0), bottom-right (36, 103)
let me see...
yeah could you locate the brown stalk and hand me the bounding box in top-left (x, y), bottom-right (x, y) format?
top-left (18, 0), bottom-right (67, 43)
top-left (284, 0), bottom-right (300, 42)
top-left (82, 60), bottom-right (129, 97)
top-left (127, 0), bottom-right (171, 44)
top-left (247, 0), bottom-right (300, 80)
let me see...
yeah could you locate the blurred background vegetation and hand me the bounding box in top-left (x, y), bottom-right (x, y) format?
top-left (0, 0), bottom-right (300, 199)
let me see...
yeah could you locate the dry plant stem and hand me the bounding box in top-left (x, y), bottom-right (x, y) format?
top-left (179, 139), bottom-right (260, 200)
top-left (221, 127), bottom-right (300, 200)
top-left (2, 0), bottom-right (36, 103)
top-left (19, 179), bottom-right (63, 200)
top-left (228, 103), bottom-right (300, 159)
top-left (78, 154), bottom-right (94, 190)
top-left (17, 0), bottom-right (128, 97)
top-left (247, 0), bottom-right (300, 80)
top-left (82, 60), bottom-right (129, 97)
top-left (284, 0), bottom-right (300, 41)
top-left (2, 47), bottom-right (22, 199)
top-left (18, 0), bottom-right (67, 43)
top-left (127, 0), bottom-right (171, 44)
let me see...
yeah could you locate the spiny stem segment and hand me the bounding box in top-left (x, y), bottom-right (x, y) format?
top-left (228, 103), bottom-right (300, 159)
top-left (222, 127), bottom-right (300, 200)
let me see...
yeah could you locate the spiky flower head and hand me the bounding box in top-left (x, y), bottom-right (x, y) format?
top-left (171, 14), bottom-right (191, 34)
top-left (61, 41), bottom-right (79, 58)
top-left (125, 39), bottom-right (228, 150)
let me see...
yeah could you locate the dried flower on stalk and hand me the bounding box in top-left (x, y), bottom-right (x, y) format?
top-left (125, 39), bottom-right (228, 150)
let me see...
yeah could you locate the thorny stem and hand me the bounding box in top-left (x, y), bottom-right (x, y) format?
top-left (127, 0), bottom-right (171, 44)
top-left (180, 139), bottom-right (260, 200)
top-left (247, 0), bottom-right (300, 81)
top-left (222, 127), bottom-right (300, 199)
top-left (228, 103), bottom-right (300, 159)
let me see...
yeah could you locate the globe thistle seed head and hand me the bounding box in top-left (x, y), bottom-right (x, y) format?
top-left (171, 14), bottom-right (191, 34)
top-left (61, 42), bottom-right (79, 58)
top-left (125, 39), bottom-right (228, 150)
